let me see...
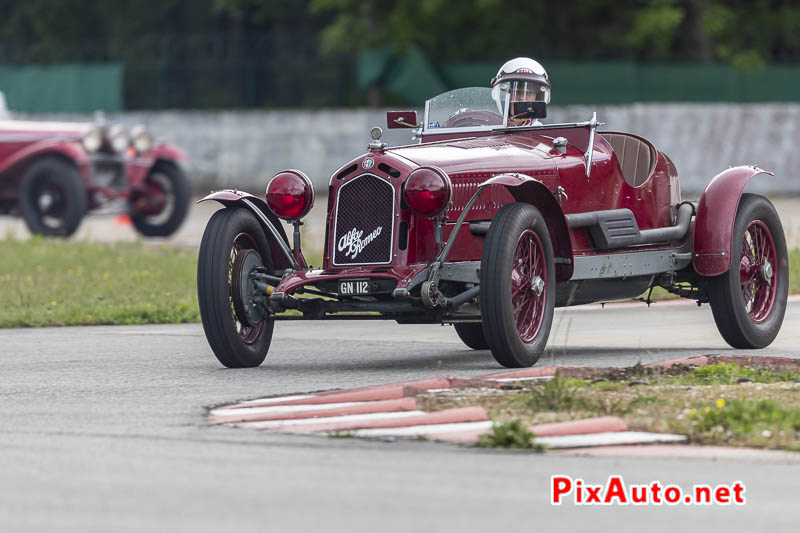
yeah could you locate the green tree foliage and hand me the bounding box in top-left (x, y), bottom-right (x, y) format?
top-left (3, 0), bottom-right (800, 66)
top-left (306, 0), bottom-right (800, 66)
top-left (2, 0), bottom-right (800, 108)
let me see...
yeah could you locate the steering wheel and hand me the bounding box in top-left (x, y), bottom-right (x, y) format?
top-left (442, 109), bottom-right (503, 128)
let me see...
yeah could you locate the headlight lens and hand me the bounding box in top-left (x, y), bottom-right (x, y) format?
top-left (109, 125), bottom-right (129, 153)
top-left (131, 126), bottom-right (153, 154)
top-left (404, 166), bottom-right (452, 218)
top-left (266, 170), bottom-right (315, 221)
top-left (82, 127), bottom-right (103, 153)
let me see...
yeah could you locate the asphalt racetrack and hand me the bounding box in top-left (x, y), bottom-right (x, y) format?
top-left (1, 301), bottom-right (799, 532)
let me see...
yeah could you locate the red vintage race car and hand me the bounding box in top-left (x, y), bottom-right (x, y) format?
top-left (197, 86), bottom-right (788, 369)
top-left (0, 109), bottom-right (190, 237)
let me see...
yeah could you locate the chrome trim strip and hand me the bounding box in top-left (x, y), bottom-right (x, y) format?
top-left (420, 117), bottom-right (604, 138)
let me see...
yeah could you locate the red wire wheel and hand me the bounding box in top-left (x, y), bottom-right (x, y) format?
top-left (511, 229), bottom-right (547, 342)
top-left (709, 194), bottom-right (788, 349)
top-left (480, 202), bottom-right (555, 368)
top-left (739, 220), bottom-right (778, 323)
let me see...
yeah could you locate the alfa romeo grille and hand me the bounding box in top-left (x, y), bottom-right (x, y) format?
top-left (333, 174), bottom-right (394, 265)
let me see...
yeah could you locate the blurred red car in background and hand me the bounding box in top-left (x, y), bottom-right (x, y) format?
top-left (0, 96), bottom-right (189, 237)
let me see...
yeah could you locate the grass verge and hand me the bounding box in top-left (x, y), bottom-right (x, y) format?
top-left (418, 362), bottom-right (800, 451)
top-left (1, 235), bottom-right (796, 326)
top-left (0, 237), bottom-right (199, 327)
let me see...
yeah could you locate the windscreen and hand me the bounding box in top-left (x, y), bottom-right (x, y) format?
top-left (424, 87), bottom-right (508, 131)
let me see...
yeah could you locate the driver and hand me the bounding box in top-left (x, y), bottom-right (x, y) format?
top-left (490, 57), bottom-right (551, 126)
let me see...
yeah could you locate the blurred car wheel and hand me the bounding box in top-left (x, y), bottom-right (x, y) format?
top-left (130, 162), bottom-right (190, 237)
top-left (19, 157), bottom-right (88, 237)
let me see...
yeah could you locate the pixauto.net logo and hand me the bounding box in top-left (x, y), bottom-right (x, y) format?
top-left (551, 475), bottom-right (745, 506)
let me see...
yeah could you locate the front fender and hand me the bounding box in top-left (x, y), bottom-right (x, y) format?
top-left (693, 165), bottom-right (774, 276)
top-left (198, 190), bottom-right (296, 270)
top-left (149, 143), bottom-right (189, 169)
top-left (485, 173), bottom-right (573, 280)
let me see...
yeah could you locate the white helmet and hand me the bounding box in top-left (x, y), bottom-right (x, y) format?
top-left (491, 57), bottom-right (550, 115)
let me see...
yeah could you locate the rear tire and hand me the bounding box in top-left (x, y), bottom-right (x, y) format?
top-left (454, 323), bottom-right (489, 350)
top-left (197, 207), bottom-right (274, 368)
top-left (19, 158), bottom-right (87, 237)
top-left (480, 203), bottom-right (555, 368)
top-left (709, 193), bottom-right (788, 349)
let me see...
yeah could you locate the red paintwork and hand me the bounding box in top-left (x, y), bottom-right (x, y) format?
top-left (693, 166), bottom-right (772, 276)
top-left (263, 127), bottom-right (676, 295)
top-left (258, 122), bottom-right (760, 298)
top-left (319, 129), bottom-right (672, 276)
top-left (0, 136), bottom-right (91, 182)
top-left (0, 119), bottom-right (186, 210)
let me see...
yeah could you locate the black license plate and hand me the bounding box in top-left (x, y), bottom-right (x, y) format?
top-left (338, 279), bottom-right (371, 295)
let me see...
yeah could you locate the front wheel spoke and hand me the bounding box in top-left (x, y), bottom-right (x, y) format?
top-left (515, 295), bottom-right (531, 325)
top-left (522, 297), bottom-right (537, 332)
top-left (514, 294), bottom-right (527, 315)
top-left (527, 240), bottom-right (535, 278)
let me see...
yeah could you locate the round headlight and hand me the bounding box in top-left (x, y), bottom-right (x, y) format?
top-left (266, 170), bottom-right (315, 221)
top-left (404, 166), bottom-right (452, 218)
top-left (131, 126), bottom-right (153, 154)
top-left (109, 125), bottom-right (129, 153)
top-left (82, 127), bottom-right (102, 153)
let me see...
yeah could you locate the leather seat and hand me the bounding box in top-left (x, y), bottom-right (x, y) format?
top-left (600, 133), bottom-right (656, 187)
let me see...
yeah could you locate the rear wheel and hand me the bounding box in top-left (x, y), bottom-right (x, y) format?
top-left (19, 158), bottom-right (88, 237)
top-left (480, 203), bottom-right (555, 368)
top-left (453, 323), bottom-right (489, 350)
top-left (130, 162), bottom-right (190, 237)
top-left (197, 207), bottom-right (274, 368)
top-left (709, 193), bottom-right (788, 348)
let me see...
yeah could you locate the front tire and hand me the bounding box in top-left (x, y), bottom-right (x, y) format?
top-left (197, 207), bottom-right (275, 368)
top-left (480, 203), bottom-right (555, 368)
top-left (130, 162), bottom-right (190, 237)
top-left (709, 193), bottom-right (788, 349)
top-left (19, 158), bottom-right (88, 237)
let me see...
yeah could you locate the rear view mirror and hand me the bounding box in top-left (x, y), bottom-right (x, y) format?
top-left (387, 111), bottom-right (419, 129)
top-left (511, 102), bottom-right (547, 120)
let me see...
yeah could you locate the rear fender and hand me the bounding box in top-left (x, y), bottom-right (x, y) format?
top-left (0, 140), bottom-right (90, 182)
top-left (485, 173), bottom-right (573, 280)
top-left (198, 190), bottom-right (297, 271)
top-left (693, 165), bottom-right (774, 276)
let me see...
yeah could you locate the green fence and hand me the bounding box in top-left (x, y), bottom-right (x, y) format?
top-left (360, 47), bottom-right (800, 105)
top-left (3, 54), bottom-right (800, 112)
top-left (0, 63), bottom-right (123, 113)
